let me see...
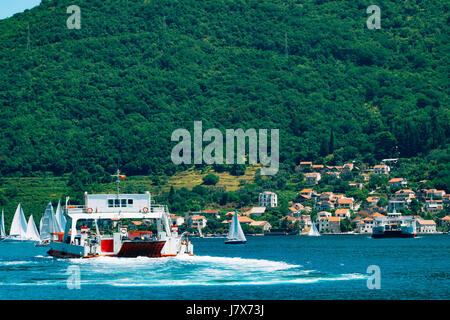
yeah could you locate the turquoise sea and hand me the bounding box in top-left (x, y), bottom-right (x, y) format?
top-left (0, 235), bottom-right (449, 300)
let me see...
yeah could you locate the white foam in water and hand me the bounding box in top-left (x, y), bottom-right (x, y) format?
top-left (57, 255), bottom-right (365, 287)
top-left (0, 261), bottom-right (35, 266)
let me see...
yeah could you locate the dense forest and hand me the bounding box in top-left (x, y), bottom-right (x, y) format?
top-left (0, 0), bottom-right (448, 192)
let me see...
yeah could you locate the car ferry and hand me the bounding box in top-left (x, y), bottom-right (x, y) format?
top-left (47, 186), bottom-right (193, 258)
top-left (372, 211), bottom-right (417, 238)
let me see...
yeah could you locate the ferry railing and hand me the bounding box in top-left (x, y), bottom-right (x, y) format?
top-left (65, 205), bottom-right (87, 214)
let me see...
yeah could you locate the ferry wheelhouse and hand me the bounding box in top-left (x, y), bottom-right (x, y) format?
top-left (47, 190), bottom-right (193, 258)
top-left (372, 211), bottom-right (417, 238)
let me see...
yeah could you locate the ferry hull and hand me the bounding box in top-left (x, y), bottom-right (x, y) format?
top-left (372, 231), bottom-right (416, 238)
top-left (47, 249), bottom-right (82, 258)
top-left (224, 240), bottom-right (247, 244)
top-left (48, 240), bottom-right (167, 258)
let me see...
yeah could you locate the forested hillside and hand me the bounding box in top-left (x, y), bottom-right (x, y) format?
top-left (0, 0), bottom-right (448, 185)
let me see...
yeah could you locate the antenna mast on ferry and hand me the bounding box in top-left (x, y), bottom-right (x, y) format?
top-left (111, 169), bottom-right (126, 200)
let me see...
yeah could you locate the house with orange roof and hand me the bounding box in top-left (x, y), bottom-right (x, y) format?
top-left (443, 194), bottom-right (450, 204)
top-left (223, 214), bottom-right (254, 225)
top-left (337, 197), bottom-right (355, 210)
top-left (288, 203), bottom-right (304, 216)
top-left (388, 177), bottom-right (407, 188)
top-left (319, 192), bottom-right (334, 202)
top-left (335, 208), bottom-right (351, 219)
top-left (424, 199), bottom-right (444, 214)
top-left (394, 189), bottom-right (415, 201)
top-left (417, 220), bottom-right (437, 233)
top-left (440, 216), bottom-right (450, 227)
top-left (357, 217), bottom-right (374, 233)
top-left (189, 215), bottom-right (207, 229)
top-left (311, 164), bottom-right (325, 172)
top-left (249, 220), bottom-right (272, 232)
top-left (366, 196), bottom-right (380, 207)
top-left (425, 189), bottom-right (446, 199)
top-left (299, 188), bottom-right (315, 197)
top-left (373, 164), bottom-right (390, 175)
top-left (280, 216), bottom-right (300, 223)
top-left (305, 172), bottom-right (321, 185)
top-left (315, 201), bottom-right (334, 211)
top-left (318, 216), bottom-right (341, 233)
top-left (370, 212), bottom-right (386, 219)
top-left (299, 161), bottom-right (313, 169)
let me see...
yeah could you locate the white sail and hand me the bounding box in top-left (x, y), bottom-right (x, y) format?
top-left (39, 217), bottom-right (43, 234)
top-left (40, 203), bottom-right (58, 241)
top-left (308, 222), bottom-right (320, 236)
top-left (1, 209), bottom-right (6, 237)
top-left (55, 201), bottom-right (66, 232)
top-left (9, 204), bottom-right (28, 239)
top-left (227, 211), bottom-right (246, 242)
top-left (25, 215), bottom-right (40, 241)
top-left (50, 203), bottom-right (62, 233)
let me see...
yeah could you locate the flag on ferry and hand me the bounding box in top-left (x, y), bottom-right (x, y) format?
top-left (118, 174), bottom-right (126, 180)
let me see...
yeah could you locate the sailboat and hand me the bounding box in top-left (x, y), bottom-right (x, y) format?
top-left (37, 202), bottom-right (60, 246)
top-left (307, 222), bottom-right (320, 236)
top-left (54, 200), bottom-right (66, 233)
top-left (25, 215), bottom-right (40, 242)
top-left (0, 209), bottom-right (6, 241)
top-left (6, 204), bottom-right (28, 241)
top-left (225, 210), bottom-right (247, 244)
top-left (197, 225), bottom-right (204, 238)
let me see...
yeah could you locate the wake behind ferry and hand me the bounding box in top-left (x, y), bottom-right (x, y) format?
top-left (48, 175), bottom-right (193, 258)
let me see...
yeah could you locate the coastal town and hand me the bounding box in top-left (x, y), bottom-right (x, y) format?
top-left (169, 159), bottom-right (450, 237)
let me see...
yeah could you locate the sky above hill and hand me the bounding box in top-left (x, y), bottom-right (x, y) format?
top-left (0, 0), bottom-right (41, 20)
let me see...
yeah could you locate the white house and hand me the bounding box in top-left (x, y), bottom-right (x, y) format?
top-left (189, 215), bottom-right (207, 229)
top-left (317, 211), bottom-right (332, 219)
top-left (335, 208), bottom-right (351, 219)
top-left (246, 207), bottom-right (267, 217)
top-left (388, 178), bottom-right (407, 189)
top-left (249, 220), bottom-right (272, 232)
top-left (259, 191), bottom-right (278, 207)
top-left (417, 220), bottom-right (437, 233)
top-left (170, 214), bottom-right (185, 226)
top-left (373, 164), bottom-right (390, 175)
top-left (357, 217), bottom-right (374, 233)
top-left (336, 197), bottom-right (355, 210)
top-left (318, 216), bottom-right (340, 233)
top-left (305, 172), bottom-right (321, 185)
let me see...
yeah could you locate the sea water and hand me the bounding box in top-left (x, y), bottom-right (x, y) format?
top-left (0, 235), bottom-right (448, 299)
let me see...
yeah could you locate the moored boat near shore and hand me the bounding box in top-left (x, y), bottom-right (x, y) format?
top-left (372, 211), bottom-right (417, 238)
